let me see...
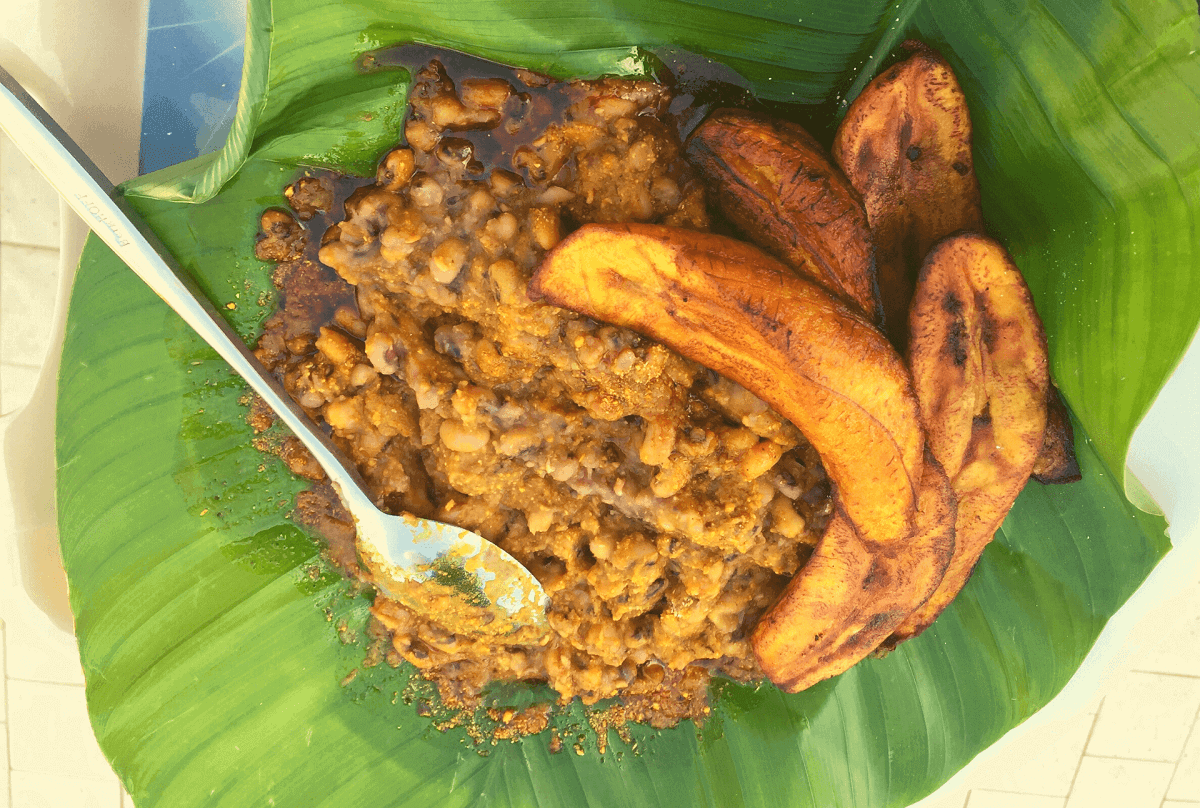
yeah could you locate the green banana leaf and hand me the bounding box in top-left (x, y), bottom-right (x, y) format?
top-left (56, 0), bottom-right (1200, 806)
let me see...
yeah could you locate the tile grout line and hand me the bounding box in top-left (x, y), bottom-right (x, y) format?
top-left (4, 677), bottom-right (86, 688)
top-left (1084, 753), bottom-right (1182, 764)
top-left (1134, 670), bottom-right (1200, 682)
top-left (1065, 696), bottom-right (1105, 805)
top-left (1161, 701), bottom-right (1200, 808)
top-left (966, 786), bottom-right (1076, 799)
top-left (0, 241), bottom-right (60, 254)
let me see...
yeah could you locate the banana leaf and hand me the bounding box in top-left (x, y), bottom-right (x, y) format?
top-left (56, 0), bottom-right (1200, 806)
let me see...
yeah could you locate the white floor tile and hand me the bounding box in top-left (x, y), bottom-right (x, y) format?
top-left (1166, 708), bottom-right (1200, 802)
top-left (10, 771), bottom-right (119, 808)
top-left (1, 362), bottom-right (41, 415)
top-left (1064, 756), bottom-right (1174, 808)
top-left (1120, 575), bottom-right (1200, 678)
top-left (967, 706), bottom-right (1097, 797)
top-left (1, 724), bottom-right (11, 808)
top-left (2, 608), bottom-right (84, 686)
top-left (1085, 670), bottom-right (1200, 761)
top-left (967, 790), bottom-right (1066, 808)
top-left (0, 242), bottom-right (61, 367)
top-left (7, 680), bottom-right (113, 780)
top-left (0, 134), bottom-right (63, 249)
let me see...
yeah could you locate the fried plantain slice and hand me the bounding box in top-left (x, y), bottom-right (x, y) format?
top-left (760, 449), bottom-right (956, 688)
top-left (530, 222), bottom-right (940, 690)
top-left (686, 109), bottom-right (880, 319)
top-left (1032, 386), bottom-right (1082, 484)
top-left (888, 233), bottom-right (1049, 643)
top-left (833, 42), bottom-right (984, 349)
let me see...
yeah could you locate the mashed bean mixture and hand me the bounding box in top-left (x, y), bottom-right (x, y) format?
top-left (253, 55), bottom-right (831, 726)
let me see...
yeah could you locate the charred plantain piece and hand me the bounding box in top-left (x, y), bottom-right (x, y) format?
top-left (686, 110), bottom-right (880, 320)
top-left (888, 233), bottom-right (1049, 644)
top-left (761, 449), bottom-right (956, 688)
top-left (1033, 386), bottom-right (1082, 484)
top-left (530, 222), bottom-right (943, 691)
top-left (833, 43), bottom-right (984, 349)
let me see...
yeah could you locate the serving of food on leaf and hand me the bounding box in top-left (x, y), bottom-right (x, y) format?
top-left (249, 41), bottom-right (1079, 738)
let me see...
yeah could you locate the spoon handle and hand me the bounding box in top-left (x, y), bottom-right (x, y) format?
top-left (0, 66), bottom-right (376, 514)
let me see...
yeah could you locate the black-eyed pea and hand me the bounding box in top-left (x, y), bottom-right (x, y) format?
top-left (560, 120), bottom-right (605, 150)
top-left (741, 439), bottom-right (785, 480)
top-left (408, 176), bottom-right (445, 208)
top-left (543, 643), bottom-right (571, 681)
top-left (512, 146), bottom-right (549, 183)
top-left (722, 427), bottom-right (759, 455)
top-left (418, 274), bottom-right (457, 308)
top-left (450, 384), bottom-right (493, 419)
top-left (349, 364), bottom-right (377, 387)
top-left (650, 176), bottom-right (681, 209)
top-left (638, 416), bottom-right (675, 467)
top-left (323, 397), bottom-right (363, 433)
top-left (489, 168), bottom-right (522, 198)
top-left (438, 420), bottom-right (490, 453)
top-left (488, 258), bottom-right (525, 305)
top-left (615, 533), bottom-right (658, 571)
top-left (495, 211), bottom-right (521, 239)
top-left (377, 148), bottom-right (415, 191)
top-left (314, 327), bottom-right (361, 366)
top-left (577, 389), bottom-right (625, 421)
top-left (677, 427), bottom-right (716, 459)
top-left (255, 209), bottom-right (306, 262)
top-left (435, 137), bottom-right (476, 169)
top-left (589, 533), bottom-right (615, 562)
top-left (769, 495), bottom-right (807, 539)
top-left (707, 600), bottom-right (742, 634)
top-left (592, 95), bottom-right (639, 121)
top-left (611, 346), bottom-right (637, 374)
top-left (430, 94), bottom-right (470, 128)
top-left (404, 119), bottom-right (439, 153)
top-left (627, 138), bottom-right (656, 171)
top-left (525, 507), bottom-right (555, 533)
top-left (336, 220), bottom-right (372, 248)
top-left (547, 456), bottom-right (579, 482)
top-left (460, 77), bottom-right (514, 111)
top-left (497, 425), bottom-right (539, 456)
top-left (578, 667), bottom-right (613, 703)
top-left (583, 623), bottom-right (623, 663)
top-left (463, 188), bottom-right (495, 222)
top-left (332, 306), bottom-right (368, 339)
top-left (632, 184), bottom-right (655, 221)
top-left (529, 206), bottom-right (562, 251)
top-left (380, 210), bottom-right (425, 263)
top-left (429, 237), bottom-right (468, 283)
top-left (473, 339), bottom-right (508, 378)
top-left (295, 384), bottom-right (327, 409)
top-left (650, 459), bottom-right (690, 498)
top-left (535, 186), bottom-right (575, 205)
top-left (572, 333), bottom-right (605, 368)
top-left (364, 331), bottom-right (399, 374)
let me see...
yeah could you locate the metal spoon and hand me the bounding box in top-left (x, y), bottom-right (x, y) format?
top-left (0, 66), bottom-right (549, 639)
